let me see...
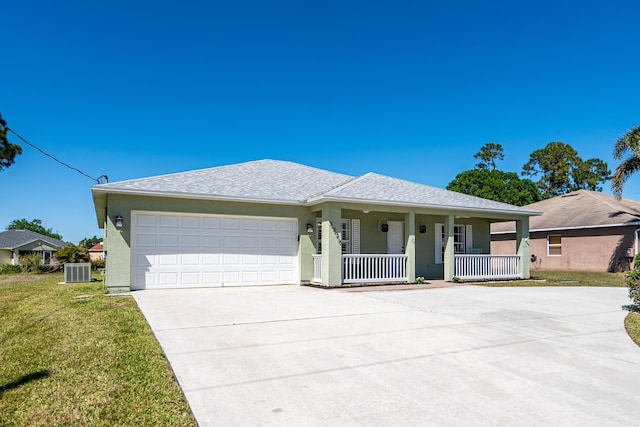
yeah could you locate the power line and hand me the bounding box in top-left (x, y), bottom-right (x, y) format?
top-left (6, 127), bottom-right (108, 184)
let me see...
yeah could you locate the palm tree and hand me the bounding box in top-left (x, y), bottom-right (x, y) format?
top-left (612, 124), bottom-right (640, 198)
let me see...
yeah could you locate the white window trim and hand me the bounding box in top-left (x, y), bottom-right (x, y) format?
top-left (316, 218), bottom-right (360, 255)
top-left (547, 234), bottom-right (562, 257)
top-left (435, 223), bottom-right (472, 264)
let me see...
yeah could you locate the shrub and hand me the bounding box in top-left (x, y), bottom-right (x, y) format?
top-left (0, 264), bottom-right (21, 274)
top-left (19, 253), bottom-right (44, 274)
top-left (625, 255), bottom-right (640, 306)
top-left (91, 258), bottom-right (106, 270)
top-left (55, 244), bottom-right (89, 267)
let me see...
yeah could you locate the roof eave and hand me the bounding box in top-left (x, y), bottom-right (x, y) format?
top-left (91, 187), bottom-right (306, 206)
top-left (306, 196), bottom-right (542, 217)
top-left (491, 221), bottom-right (640, 234)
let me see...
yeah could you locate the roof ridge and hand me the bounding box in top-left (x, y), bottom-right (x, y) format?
top-left (318, 172), bottom-right (375, 197)
top-left (581, 189), bottom-right (631, 213)
top-left (303, 174), bottom-right (359, 201)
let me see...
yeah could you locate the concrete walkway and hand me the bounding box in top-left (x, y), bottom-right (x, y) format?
top-left (133, 285), bottom-right (640, 426)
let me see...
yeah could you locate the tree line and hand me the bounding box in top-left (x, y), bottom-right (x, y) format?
top-left (447, 141), bottom-right (615, 205)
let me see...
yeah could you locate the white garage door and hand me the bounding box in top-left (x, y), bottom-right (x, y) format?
top-left (131, 211), bottom-right (298, 290)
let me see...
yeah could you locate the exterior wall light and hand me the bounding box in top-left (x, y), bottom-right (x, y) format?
top-left (115, 215), bottom-right (124, 228)
top-left (419, 225), bottom-right (427, 234)
top-left (307, 223), bottom-right (314, 233)
top-left (381, 224), bottom-right (389, 233)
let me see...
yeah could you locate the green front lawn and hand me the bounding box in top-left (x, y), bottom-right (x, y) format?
top-left (475, 270), bottom-right (627, 287)
top-left (0, 273), bottom-right (196, 426)
top-left (625, 311), bottom-right (640, 347)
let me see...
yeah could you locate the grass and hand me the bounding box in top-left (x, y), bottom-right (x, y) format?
top-left (0, 272), bottom-right (196, 426)
top-left (625, 311), bottom-right (640, 348)
top-left (474, 270), bottom-right (627, 287)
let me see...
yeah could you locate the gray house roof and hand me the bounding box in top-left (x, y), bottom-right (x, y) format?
top-left (93, 159), bottom-right (540, 222)
top-left (0, 230), bottom-right (66, 250)
top-left (491, 190), bottom-right (640, 234)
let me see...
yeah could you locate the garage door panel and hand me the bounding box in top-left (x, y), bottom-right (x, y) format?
top-left (223, 218), bottom-right (241, 230)
top-left (159, 234), bottom-right (179, 247)
top-left (159, 215), bottom-right (180, 227)
top-left (223, 254), bottom-right (240, 264)
top-left (181, 253), bottom-right (200, 265)
top-left (158, 272), bottom-right (179, 286)
top-left (181, 216), bottom-right (200, 228)
top-left (203, 254), bottom-right (221, 265)
top-left (136, 234), bottom-right (156, 247)
top-left (136, 214), bottom-right (157, 227)
top-left (181, 272), bottom-right (200, 285)
top-left (202, 235), bottom-right (221, 248)
top-left (203, 272), bottom-right (222, 285)
top-left (181, 235), bottom-right (200, 247)
top-left (132, 212), bottom-right (298, 289)
top-left (158, 253), bottom-right (178, 265)
top-left (223, 236), bottom-right (242, 248)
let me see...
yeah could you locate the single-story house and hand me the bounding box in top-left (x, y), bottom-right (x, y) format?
top-left (91, 160), bottom-right (540, 292)
top-left (88, 242), bottom-right (105, 261)
top-left (0, 229), bottom-right (66, 266)
top-left (491, 189), bottom-right (640, 272)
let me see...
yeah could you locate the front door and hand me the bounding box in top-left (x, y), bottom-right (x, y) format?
top-left (387, 221), bottom-right (404, 254)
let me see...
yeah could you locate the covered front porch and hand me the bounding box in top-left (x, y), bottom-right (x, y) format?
top-left (308, 203), bottom-right (531, 286)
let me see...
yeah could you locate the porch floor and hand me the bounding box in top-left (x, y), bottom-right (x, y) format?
top-left (333, 280), bottom-right (466, 292)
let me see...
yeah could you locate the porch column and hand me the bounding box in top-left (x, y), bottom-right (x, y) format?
top-left (321, 204), bottom-right (342, 287)
top-left (444, 214), bottom-right (455, 281)
top-left (404, 211), bottom-right (416, 282)
top-left (516, 217), bottom-right (530, 279)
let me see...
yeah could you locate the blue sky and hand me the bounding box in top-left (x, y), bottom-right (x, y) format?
top-left (3, 0), bottom-right (640, 243)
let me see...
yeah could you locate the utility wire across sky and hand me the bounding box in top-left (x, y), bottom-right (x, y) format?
top-left (7, 127), bottom-right (108, 184)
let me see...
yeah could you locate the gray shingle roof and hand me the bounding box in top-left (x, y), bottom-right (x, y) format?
top-left (491, 190), bottom-right (640, 233)
top-left (315, 172), bottom-right (536, 214)
top-left (0, 230), bottom-right (66, 250)
top-left (92, 159), bottom-right (538, 216)
top-left (93, 160), bottom-right (354, 203)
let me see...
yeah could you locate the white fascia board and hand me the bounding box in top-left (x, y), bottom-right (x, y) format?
top-left (90, 187), bottom-right (305, 206)
top-left (491, 221), bottom-right (640, 235)
top-left (306, 196), bottom-right (542, 217)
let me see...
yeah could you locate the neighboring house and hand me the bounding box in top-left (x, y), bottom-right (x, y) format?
top-left (491, 190), bottom-right (640, 272)
top-left (0, 230), bottom-right (66, 266)
top-left (91, 160), bottom-right (540, 292)
top-left (88, 242), bottom-right (104, 261)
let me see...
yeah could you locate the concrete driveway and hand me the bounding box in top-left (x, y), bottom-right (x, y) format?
top-left (133, 285), bottom-right (640, 426)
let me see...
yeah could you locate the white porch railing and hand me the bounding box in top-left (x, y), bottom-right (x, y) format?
top-left (312, 254), bottom-right (408, 284)
top-left (312, 254), bottom-right (322, 283)
top-left (343, 254), bottom-right (407, 284)
top-left (454, 254), bottom-right (521, 280)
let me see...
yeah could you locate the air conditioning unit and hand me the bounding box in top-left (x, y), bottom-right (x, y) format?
top-left (64, 263), bottom-right (91, 283)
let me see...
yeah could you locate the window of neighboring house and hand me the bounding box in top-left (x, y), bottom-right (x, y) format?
top-left (316, 218), bottom-right (356, 254)
top-left (548, 235), bottom-right (562, 256)
top-left (435, 223), bottom-right (472, 264)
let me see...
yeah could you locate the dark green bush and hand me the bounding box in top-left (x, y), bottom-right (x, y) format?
top-left (0, 264), bottom-right (21, 274)
top-left (91, 258), bottom-right (106, 270)
top-left (625, 255), bottom-right (640, 306)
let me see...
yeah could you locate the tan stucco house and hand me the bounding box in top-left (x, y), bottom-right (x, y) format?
top-left (491, 190), bottom-right (640, 272)
top-left (0, 230), bottom-right (66, 266)
top-left (91, 160), bottom-right (539, 292)
top-left (88, 242), bottom-right (105, 261)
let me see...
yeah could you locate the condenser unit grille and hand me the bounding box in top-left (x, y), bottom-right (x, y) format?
top-left (64, 263), bottom-right (91, 283)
